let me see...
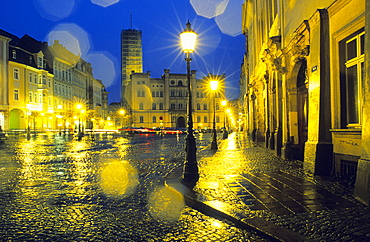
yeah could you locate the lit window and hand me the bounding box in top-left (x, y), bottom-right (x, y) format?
top-left (340, 29), bottom-right (364, 127)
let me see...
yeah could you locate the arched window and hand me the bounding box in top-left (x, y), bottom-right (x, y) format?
top-left (178, 80), bottom-right (183, 86)
top-left (216, 116), bottom-right (220, 123)
top-left (137, 90), bottom-right (141, 97)
top-left (152, 103), bottom-right (157, 110)
top-left (156, 91), bottom-right (159, 97)
top-left (160, 91), bottom-right (163, 97)
top-left (159, 102), bottom-right (164, 110)
top-left (170, 103), bottom-right (176, 109)
top-left (152, 91), bottom-right (155, 97)
top-left (197, 116), bottom-right (201, 123)
top-left (197, 103), bottom-right (201, 110)
top-left (204, 116), bottom-right (208, 123)
top-left (196, 92), bottom-right (200, 98)
top-left (203, 103), bottom-right (208, 110)
top-left (139, 102), bottom-right (144, 110)
top-left (153, 116), bottom-right (156, 123)
top-left (141, 91), bottom-right (145, 97)
top-left (140, 116), bottom-right (144, 123)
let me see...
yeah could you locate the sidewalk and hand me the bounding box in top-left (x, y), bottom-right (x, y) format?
top-left (165, 132), bottom-right (370, 241)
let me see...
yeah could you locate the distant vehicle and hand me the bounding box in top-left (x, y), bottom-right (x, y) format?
top-left (118, 127), bottom-right (156, 134)
top-left (159, 127), bottom-right (183, 135)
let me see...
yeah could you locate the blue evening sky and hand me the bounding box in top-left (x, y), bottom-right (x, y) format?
top-left (1, 0), bottom-right (245, 103)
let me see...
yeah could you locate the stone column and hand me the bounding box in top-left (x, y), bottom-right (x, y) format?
top-left (303, 9), bottom-right (333, 175)
top-left (354, 0), bottom-right (370, 205)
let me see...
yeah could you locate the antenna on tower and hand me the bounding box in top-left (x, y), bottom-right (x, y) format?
top-left (130, 12), bottom-right (132, 29)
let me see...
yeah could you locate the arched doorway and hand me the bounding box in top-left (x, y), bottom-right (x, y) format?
top-left (176, 116), bottom-right (186, 128)
top-left (9, 109), bottom-right (24, 130)
top-left (297, 60), bottom-right (309, 160)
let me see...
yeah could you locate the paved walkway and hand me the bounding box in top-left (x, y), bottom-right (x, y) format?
top-left (166, 132), bottom-right (370, 241)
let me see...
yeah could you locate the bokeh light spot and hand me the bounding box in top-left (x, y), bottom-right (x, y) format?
top-left (215, 0), bottom-right (243, 36)
top-left (33, 0), bottom-right (76, 21)
top-left (91, 0), bottom-right (120, 7)
top-left (148, 186), bottom-right (185, 221)
top-left (100, 160), bottom-right (138, 197)
top-left (190, 0), bottom-right (229, 19)
top-left (85, 51), bottom-right (117, 87)
top-left (47, 23), bottom-right (91, 61)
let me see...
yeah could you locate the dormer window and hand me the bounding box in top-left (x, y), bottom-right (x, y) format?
top-left (12, 50), bottom-right (16, 59)
top-left (38, 57), bottom-right (43, 68)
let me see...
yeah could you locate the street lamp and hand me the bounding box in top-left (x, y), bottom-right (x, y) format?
top-left (180, 20), bottom-right (198, 188)
top-left (76, 103), bottom-right (84, 139)
top-left (210, 80), bottom-right (218, 150)
top-left (221, 100), bottom-right (228, 139)
top-left (118, 109), bottom-right (125, 128)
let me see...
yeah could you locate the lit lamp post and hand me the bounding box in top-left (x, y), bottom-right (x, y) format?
top-left (221, 100), bottom-right (228, 139)
top-left (76, 104), bottom-right (84, 139)
top-left (210, 80), bottom-right (218, 150)
top-left (118, 109), bottom-right (125, 128)
top-left (180, 20), bottom-right (198, 187)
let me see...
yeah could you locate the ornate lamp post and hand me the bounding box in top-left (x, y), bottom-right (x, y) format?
top-left (118, 109), bottom-right (125, 128)
top-left (210, 80), bottom-right (219, 150)
top-left (180, 21), bottom-right (198, 188)
top-left (221, 100), bottom-right (228, 139)
top-left (76, 103), bottom-right (84, 140)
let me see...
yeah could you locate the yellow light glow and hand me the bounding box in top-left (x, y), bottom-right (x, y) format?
top-left (100, 160), bottom-right (139, 197)
top-left (180, 21), bottom-right (197, 53)
top-left (148, 186), bottom-right (185, 221)
top-left (221, 100), bottom-right (227, 106)
top-left (118, 109), bottom-right (125, 115)
top-left (76, 104), bottom-right (82, 110)
top-left (210, 80), bottom-right (219, 91)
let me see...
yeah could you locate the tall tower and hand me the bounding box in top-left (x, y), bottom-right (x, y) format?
top-left (121, 28), bottom-right (143, 104)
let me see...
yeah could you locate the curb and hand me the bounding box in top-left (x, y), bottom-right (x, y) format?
top-left (165, 168), bottom-right (306, 242)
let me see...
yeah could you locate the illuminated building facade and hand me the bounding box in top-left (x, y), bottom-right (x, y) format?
top-left (126, 69), bottom-right (225, 129)
top-left (0, 29), bottom-right (108, 131)
top-left (240, 0), bottom-right (370, 204)
top-left (121, 29), bottom-right (143, 104)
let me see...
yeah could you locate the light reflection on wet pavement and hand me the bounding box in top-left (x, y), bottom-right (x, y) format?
top-left (0, 133), bottom-right (264, 241)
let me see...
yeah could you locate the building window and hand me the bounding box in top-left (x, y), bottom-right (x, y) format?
top-left (152, 103), bottom-right (157, 110)
top-left (29, 73), bottom-right (32, 83)
top-left (204, 116), bottom-right (208, 123)
top-left (203, 103), bottom-right (208, 110)
top-left (13, 68), bottom-right (19, 80)
top-left (160, 91), bottom-right (163, 97)
top-left (340, 29), bottom-right (364, 127)
top-left (140, 116), bottom-right (144, 123)
top-left (139, 102), bottom-right (144, 110)
top-left (153, 116), bottom-right (156, 123)
top-left (29, 92), bottom-right (33, 102)
top-left (12, 50), bottom-right (16, 59)
top-left (170, 103), bottom-right (176, 109)
top-left (197, 103), bottom-right (201, 110)
top-left (179, 103), bottom-right (183, 109)
top-left (14, 89), bottom-right (19, 101)
top-left (152, 91), bottom-right (155, 97)
top-left (159, 102), bottom-right (164, 110)
top-left (178, 80), bottom-right (183, 86)
top-left (216, 116), bottom-right (220, 123)
top-left (170, 91), bottom-right (175, 97)
top-left (197, 116), bottom-right (201, 123)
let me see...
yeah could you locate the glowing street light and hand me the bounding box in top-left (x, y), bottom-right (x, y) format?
top-left (76, 103), bottom-right (84, 140)
top-left (118, 108), bottom-right (125, 128)
top-left (221, 100), bottom-right (228, 139)
top-left (210, 80), bottom-right (219, 150)
top-left (180, 21), bottom-right (198, 188)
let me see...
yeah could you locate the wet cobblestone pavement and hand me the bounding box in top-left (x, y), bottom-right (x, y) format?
top-left (192, 132), bottom-right (370, 241)
top-left (0, 133), bottom-right (266, 241)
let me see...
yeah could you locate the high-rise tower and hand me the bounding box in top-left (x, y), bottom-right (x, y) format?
top-left (121, 28), bottom-right (143, 104)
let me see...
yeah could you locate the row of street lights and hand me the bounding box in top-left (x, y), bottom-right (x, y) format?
top-left (179, 21), bottom-right (234, 188)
